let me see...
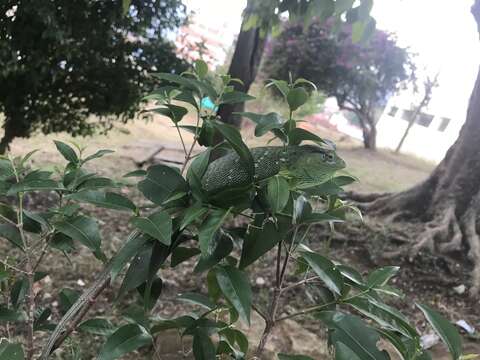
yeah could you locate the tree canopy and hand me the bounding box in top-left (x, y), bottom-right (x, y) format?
top-left (262, 20), bottom-right (415, 149)
top-left (0, 0), bottom-right (187, 153)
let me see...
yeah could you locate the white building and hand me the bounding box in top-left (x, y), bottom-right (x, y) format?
top-left (376, 85), bottom-right (466, 163)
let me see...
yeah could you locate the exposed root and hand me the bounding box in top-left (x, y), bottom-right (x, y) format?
top-left (409, 206), bottom-right (462, 259)
top-left (342, 191), bottom-right (391, 203)
top-left (462, 197), bottom-right (480, 296)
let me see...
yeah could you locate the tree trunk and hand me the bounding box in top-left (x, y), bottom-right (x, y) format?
top-left (362, 125), bottom-right (377, 150)
top-left (366, 59), bottom-right (480, 294)
top-left (217, 1), bottom-right (267, 127)
top-left (0, 119), bottom-right (17, 154)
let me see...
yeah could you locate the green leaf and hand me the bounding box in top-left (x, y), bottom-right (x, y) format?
top-left (216, 265), bottom-right (252, 325)
top-left (123, 169), bottom-right (147, 178)
top-left (67, 191), bottom-right (136, 212)
top-left (54, 140), bottom-right (79, 164)
top-left (301, 211), bottom-right (345, 224)
top-left (7, 179), bottom-right (62, 195)
top-left (110, 233), bottom-right (149, 281)
top-left (0, 341), bottom-right (24, 360)
top-left (171, 246), bottom-right (201, 267)
top-left (10, 278), bottom-right (28, 308)
top-left (78, 318), bottom-right (115, 336)
top-left (152, 104), bottom-right (188, 123)
top-left (193, 330), bottom-right (216, 360)
top-left (346, 297), bottom-right (417, 339)
top-left (288, 128), bottom-right (327, 146)
top-left (266, 79), bottom-right (290, 98)
top-left (137, 277), bottom-right (163, 311)
top-left (177, 292), bottom-right (215, 310)
top-left (278, 354), bottom-right (315, 360)
top-left (195, 232), bottom-right (233, 273)
top-left (55, 216), bottom-right (102, 257)
top-left (335, 342), bottom-right (362, 360)
top-left (267, 176), bottom-right (290, 213)
top-left (0, 224), bottom-right (23, 250)
top-left (59, 288), bottom-right (80, 315)
top-left (318, 311), bottom-right (390, 360)
top-left (150, 315), bottom-right (196, 334)
top-left (198, 209), bottom-right (230, 254)
top-left (0, 306), bottom-right (25, 322)
top-left (367, 266), bottom-right (399, 288)
top-left (83, 149), bottom-right (114, 163)
top-left (180, 204), bottom-right (208, 230)
top-left (301, 252), bottom-right (343, 295)
top-left (240, 220), bottom-right (285, 269)
top-left (138, 164), bottom-right (188, 205)
top-left (236, 112), bottom-right (284, 137)
top-left (118, 242), bottom-right (154, 297)
top-left (335, 0), bottom-right (355, 14)
top-left (211, 121), bottom-right (254, 177)
top-left (98, 324), bottom-right (152, 360)
top-left (194, 59), bottom-right (208, 78)
top-left (130, 211), bottom-right (172, 245)
top-left (77, 177), bottom-right (116, 190)
top-left (417, 303), bottom-right (462, 360)
top-left (220, 91), bottom-right (255, 105)
top-left (287, 87), bottom-right (308, 111)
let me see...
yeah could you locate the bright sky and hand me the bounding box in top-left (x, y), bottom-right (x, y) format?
top-left (183, 0), bottom-right (480, 120)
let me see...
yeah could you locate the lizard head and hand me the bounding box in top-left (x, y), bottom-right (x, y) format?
top-left (284, 145), bottom-right (346, 189)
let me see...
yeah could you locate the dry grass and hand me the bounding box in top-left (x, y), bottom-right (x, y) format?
top-left (4, 113), bottom-right (434, 194)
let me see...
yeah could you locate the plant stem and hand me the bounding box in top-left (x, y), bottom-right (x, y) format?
top-left (255, 227), bottom-right (300, 357)
top-left (276, 289), bottom-right (371, 322)
top-left (50, 279), bottom-right (109, 353)
top-left (9, 156), bottom-right (35, 359)
top-left (180, 111), bottom-right (201, 175)
top-left (175, 124), bottom-right (188, 157)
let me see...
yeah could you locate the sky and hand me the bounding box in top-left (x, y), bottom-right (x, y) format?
top-left (182, 0), bottom-right (480, 121)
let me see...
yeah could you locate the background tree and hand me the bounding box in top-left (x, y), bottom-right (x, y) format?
top-left (395, 73), bottom-right (439, 153)
top-left (218, 0), bottom-right (376, 127)
top-left (356, 0), bottom-right (480, 295)
top-left (0, 0), bottom-right (186, 153)
top-left (262, 20), bottom-right (415, 149)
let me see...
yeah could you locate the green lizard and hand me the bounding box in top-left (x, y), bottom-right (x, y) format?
top-left (202, 145), bottom-right (346, 192)
top-left (41, 145), bottom-right (344, 358)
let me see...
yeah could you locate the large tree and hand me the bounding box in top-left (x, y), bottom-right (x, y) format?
top-left (356, 0), bottom-right (480, 295)
top-left (218, 0), bottom-right (376, 127)
top-left (262, 20), bottom-right (415, 149)
top-left (0, 0), bottom-right (186, 153)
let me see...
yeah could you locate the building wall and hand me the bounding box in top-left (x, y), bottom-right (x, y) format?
top-left (376, 97), bottom-right (464, 163)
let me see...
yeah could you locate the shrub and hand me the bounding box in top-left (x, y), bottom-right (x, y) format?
top-left (0, 62), bottom-right (466, 360)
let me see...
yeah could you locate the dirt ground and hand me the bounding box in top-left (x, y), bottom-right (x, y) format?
top-left (2, 115), bottom-right (480, 359)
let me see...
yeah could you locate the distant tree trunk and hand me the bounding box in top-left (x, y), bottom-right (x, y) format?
top-left (342, 106), bottom-right (377, 150)
top-left (362, 122), bottom-right (376, 150)
top-left (364, 10), bottom-right (480, 293)
top-left (217, 1), bottom-right (267, 127)
top-left (0, 118), bottom-right (18, 154)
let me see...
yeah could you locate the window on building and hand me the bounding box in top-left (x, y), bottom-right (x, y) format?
top-left (438, 117), bottom-right (451, 132)
top-left (388, 106), bottom-right (398, 117)
top-left (416, 113), bottom-right (434, 127)
top-left (401, 109), bottom-right (414, 121)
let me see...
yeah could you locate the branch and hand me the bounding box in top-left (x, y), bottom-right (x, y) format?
top-left (50, 279), bottom-right (109, 353)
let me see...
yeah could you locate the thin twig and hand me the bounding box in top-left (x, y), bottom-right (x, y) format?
top-left (180, 111), bottom-right (201, 175)
top-left (281, 276), bottom-right (321, 293)
top-left (0, 213), bottom-right (16, 226)
top-left (252, 304), bottom-right (268, 322)
top-left (175, 124), bottom-right (189, 157)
